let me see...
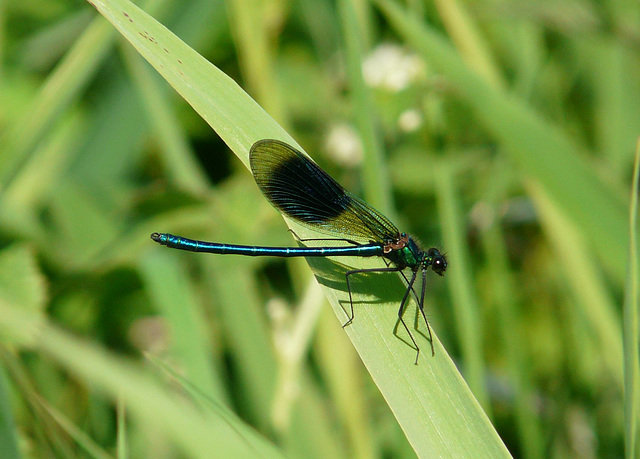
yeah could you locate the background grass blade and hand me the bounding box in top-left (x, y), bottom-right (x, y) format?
top-left (623, 142), bottom-right (640, 458)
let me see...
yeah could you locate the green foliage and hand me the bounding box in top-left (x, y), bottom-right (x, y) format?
top-left (0, 0), bottom-right (638, 457)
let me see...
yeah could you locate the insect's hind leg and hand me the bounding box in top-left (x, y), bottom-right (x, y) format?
top-left (418, 268), bottom-right (435, 356)
top-left (398, 268), bottom-right (434, 356)
top-left (343, 266), bottom-right (404, 327)
top-left (399, 269), bottom-right (421, 311)
top-left (393, 269), bottom-right (421, 364)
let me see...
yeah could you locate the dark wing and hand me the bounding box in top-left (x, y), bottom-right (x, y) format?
top-left (250, 139), bottom-right (399, 243)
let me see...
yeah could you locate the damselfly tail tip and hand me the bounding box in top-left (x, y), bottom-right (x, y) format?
top-left (150, 232), bottom-right (164, 243)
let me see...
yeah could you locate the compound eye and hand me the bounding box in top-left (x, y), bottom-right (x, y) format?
top-left (432, 255), bottom-right (447, 276)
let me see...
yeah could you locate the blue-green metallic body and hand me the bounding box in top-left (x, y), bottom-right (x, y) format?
top-left (385, 237), bottom-right (423, 269)
top-left (153, 233), bottom-right (384, 258)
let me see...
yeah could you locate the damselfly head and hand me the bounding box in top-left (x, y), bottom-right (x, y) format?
top-left (425, 247), bottom-right (447, 276)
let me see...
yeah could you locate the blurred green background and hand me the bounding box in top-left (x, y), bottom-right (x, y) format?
top-left (0, 0), bottom-right (638, 457)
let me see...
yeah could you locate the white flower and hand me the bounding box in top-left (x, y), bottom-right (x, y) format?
top-left (325, 124), bottom-right (363, 168)
top-left (363, 43), bottom-right (425, 91)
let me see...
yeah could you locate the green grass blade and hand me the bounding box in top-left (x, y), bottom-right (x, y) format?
top-left (36, 397), bottom-right (112, 459)
top-left (121, 45), bottom-right (210, 195)
top-left (138, 250), bottom-right (225, 401)
top-left (434, 160), bottom-right (489, 411)
top-left (338, 0), bottom-right (393, 214)
top-left (0, 367), bottom-right (20, 459)
top-left (479, 160), bottom-right (544, 459)
top-left (624, 141), bottom-right (640, 458)
top-left (528, 182), bottom-right (623, 386)
top-left (226, 0), bottom-right (287, 124)
top-left (117, 396), bottom-right (127, 459)
top-left (432, 0), bottom-right (503, 88)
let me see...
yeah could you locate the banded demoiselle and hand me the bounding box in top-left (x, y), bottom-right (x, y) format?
top-left (151, 139), bottom-right (447, 363)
